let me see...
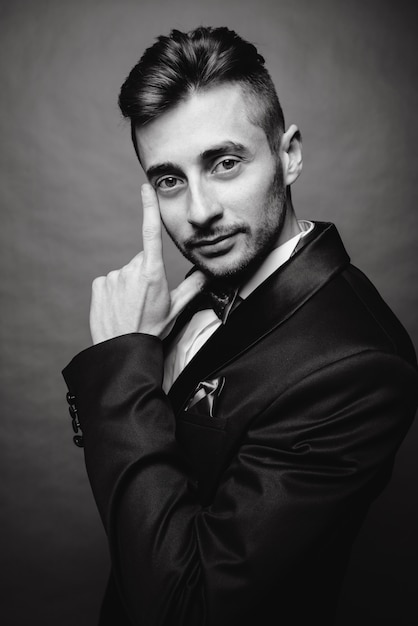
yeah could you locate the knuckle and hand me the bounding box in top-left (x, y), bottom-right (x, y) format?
top-left (123, 253), bottom-right (143, 273)
top-left (141, 255), bottom-right (163, 278)
top-left (120, 263), bottom-right (132, 275)
top-left (142, 227), bottom-right (158, 242)
top-left (136, 251), bottom-right (145, 261)
top-left (92, 276), bottom-right (104, 290)
top-left (139, 266), bottom-right (155, 283)
top-left (106, 269), bottom-right (120, 280)
top-left (140, 261), bottom-right (163, 285)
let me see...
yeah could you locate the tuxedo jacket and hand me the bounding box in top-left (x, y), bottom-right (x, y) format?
top-left (63, 222), bottom-right (418, 626)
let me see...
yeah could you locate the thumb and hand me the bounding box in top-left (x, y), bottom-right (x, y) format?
top-left (169, 270), bottom-right (208, 319)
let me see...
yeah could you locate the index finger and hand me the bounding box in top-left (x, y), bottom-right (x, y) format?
top-left (141, 183), bottom-right (163, 268)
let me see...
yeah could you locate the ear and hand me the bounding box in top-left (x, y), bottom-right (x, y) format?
top-left (280, 124), bottom-right (303, 186)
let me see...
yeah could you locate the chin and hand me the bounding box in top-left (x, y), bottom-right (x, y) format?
top-left (193, 250), bottom-right (266, 281)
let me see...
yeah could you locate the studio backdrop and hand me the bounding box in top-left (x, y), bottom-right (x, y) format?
top-left (0, 1), bottom-right (417, 625)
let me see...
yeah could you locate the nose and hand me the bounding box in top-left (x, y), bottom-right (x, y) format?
top-left (187, 181), bottom-right (223, 228)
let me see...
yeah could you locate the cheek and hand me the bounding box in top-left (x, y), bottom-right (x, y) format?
top-left (159, 206), bottom-right (197, 251)
top-left (222, 175), bottom-right (273, 219)
top-left (158, 200), bottom-right (183, 234)
top-left (158, 216), bottom-right (179, 247)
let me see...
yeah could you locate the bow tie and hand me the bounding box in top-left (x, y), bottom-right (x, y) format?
top-left (163, 279), bottom-right (241, 348)
top-left (195, 280), bottom-right (241, 323)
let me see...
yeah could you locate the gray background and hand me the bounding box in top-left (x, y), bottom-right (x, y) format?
top-left (1, 0), bottom-right (417, 624)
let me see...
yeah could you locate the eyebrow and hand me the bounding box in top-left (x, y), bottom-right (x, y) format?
top-left (146, 162), bottom-right (184, 181)
top-left (145, 141), bottom-right (251, 181)
top-left (200, 141), bottom-right (251, 161)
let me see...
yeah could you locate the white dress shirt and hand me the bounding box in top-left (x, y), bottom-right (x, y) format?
top-left (163, 220), bottom-right (314, 392)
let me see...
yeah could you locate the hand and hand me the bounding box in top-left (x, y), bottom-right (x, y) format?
top-left (89, 184), bottom-right (207, 344)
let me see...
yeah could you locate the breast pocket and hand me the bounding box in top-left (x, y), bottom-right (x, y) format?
top-left (176, 412), bottom-right (228, 503)
top-left (176, 412), bottom-right (227, 458)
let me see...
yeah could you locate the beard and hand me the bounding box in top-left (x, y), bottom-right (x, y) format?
top-left (162, 163), bottom-right (287, 282)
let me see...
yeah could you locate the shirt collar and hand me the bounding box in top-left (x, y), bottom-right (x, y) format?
top-left (239, 220), bottom-right (314, 300)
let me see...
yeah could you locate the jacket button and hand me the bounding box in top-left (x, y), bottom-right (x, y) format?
top-left (66, 392), bottom-right (83, 447)
top-left (66, 392), bottom-right (76, 405)
top-left (73, 435), bottom-right (84, 447)
top-left (68, 405), bottom-right (78, 420)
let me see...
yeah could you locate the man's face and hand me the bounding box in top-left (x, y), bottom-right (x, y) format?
top-left (135, 84), bottom-right (287, 279)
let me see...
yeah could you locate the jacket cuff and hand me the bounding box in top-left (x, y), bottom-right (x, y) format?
top-left (62, 333), bottom-right (164, 445)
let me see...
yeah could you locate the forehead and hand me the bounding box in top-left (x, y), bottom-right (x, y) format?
top-left (135, 84), bottom-right (269, 170)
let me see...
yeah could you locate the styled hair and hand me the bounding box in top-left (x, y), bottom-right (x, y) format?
top-left (118, 26), bottom-right (285, 154)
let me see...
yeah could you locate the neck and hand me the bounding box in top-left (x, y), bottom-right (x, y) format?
top-left (274, 192), bottom-right (301, 249)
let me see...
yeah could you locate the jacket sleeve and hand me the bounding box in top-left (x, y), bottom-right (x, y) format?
top-left (62, 332), bottom-right (417, 626)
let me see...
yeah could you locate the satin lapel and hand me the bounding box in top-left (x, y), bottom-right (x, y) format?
top-left (168, 222), bottom-right (350, 415)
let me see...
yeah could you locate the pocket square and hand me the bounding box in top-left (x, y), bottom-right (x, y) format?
top-left (185, 377), bottom-right (225, 418)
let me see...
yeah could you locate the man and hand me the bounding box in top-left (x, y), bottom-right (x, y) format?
top-left (63, 27), bottom-right (418, 626)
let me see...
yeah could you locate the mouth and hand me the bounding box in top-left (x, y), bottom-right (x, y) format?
top-left (190, 231), bottom-right (241, 256)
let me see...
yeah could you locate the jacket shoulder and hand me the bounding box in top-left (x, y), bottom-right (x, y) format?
top-left (337, 264), bottom-right (417, 365)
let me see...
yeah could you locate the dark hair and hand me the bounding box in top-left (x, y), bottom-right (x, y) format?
top-left (118, 26), bottom-right (285, 154)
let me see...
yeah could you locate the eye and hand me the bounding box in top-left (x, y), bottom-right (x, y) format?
top-left (213, 158), bottom-right (240, 174)
top-left (155, 176), bottom-right (184, 192)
